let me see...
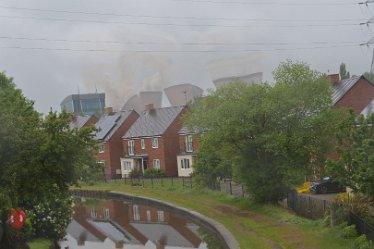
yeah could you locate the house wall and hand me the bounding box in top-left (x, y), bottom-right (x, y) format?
top-left (96, 111), bottom-right (139, 179)
top-left (178, 134), bottom-right (200, 153)
top-left (122, 109), bottom-right (186, 177)
top-left (335, 78), bottom-right (374, 114)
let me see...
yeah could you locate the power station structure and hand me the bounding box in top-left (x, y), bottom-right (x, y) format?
top-left (60, 93), bottom-right (105, 116)
top-left (164, 83), bottom-right (203, 106)
top-left (212, 72), bottom-right (263, 88)
top-left (122, 91), bottom-right (163, 114)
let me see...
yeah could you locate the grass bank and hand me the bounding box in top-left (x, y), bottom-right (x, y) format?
top-left (28, 239), bottom-right (51, 249)
top-left (78, 180), bottom-right (363, 249)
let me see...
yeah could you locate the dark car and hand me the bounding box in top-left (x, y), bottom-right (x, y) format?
top-left (309, 176), bottom-right (346, 194)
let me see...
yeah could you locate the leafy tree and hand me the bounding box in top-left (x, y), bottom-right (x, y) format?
top-left (340, 63), bottom-right (350, 80)
top-left (327, 112), bottom-right (374, 197)
top-left (363, 72), bottom-right (374, 83)
top-left (0, 72), bottom-right (98, 247)
top-left (186, 61), bottom-right (342, 203)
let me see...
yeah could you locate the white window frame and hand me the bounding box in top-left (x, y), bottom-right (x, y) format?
top-left (104, 208), bottom-right (110, 219)
top-left (133, 205), bottom-right (140, 221)
top-left (146, 210), bottom-right (151, 222)
top-left (141, 139), bottom-right (145, 149)
top-left (157, 211), bottom-right (164, 222)
top-left (185, 135), bottom-right (193, 152)
top-left (123, 161), bottom-right (132, 171)
top-left (99, 143), bottom-right (105, 153)
top-left (90, 208), bottom-right (97, 218)
top-left (181, 158), bottom-right (190, 169)
top-left (128, 140), bottom-right (134, 156)
top-left (153, 159), bottom-right (160, 169)
top-left (152, 137), bottom-right (159, 148)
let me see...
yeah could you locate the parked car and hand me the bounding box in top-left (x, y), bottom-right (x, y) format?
top-left (309, 176), bottom-right (345, 194)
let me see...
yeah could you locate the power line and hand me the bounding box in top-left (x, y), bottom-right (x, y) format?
top-left (172, 0), bottom-right (357, 6)
top-left (0, 35), bottom-right (364, 46)
top-left (0, 44), bottom-right (359, 53)
top-left (0, 15), bottom-right (360, 28)
top-left (0, 5), bottom-right (363, 23)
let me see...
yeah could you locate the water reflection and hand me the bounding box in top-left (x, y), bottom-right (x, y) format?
top-left (59, 198), bottom-right (223, 249)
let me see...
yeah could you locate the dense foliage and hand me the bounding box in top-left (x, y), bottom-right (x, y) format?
top-left (185, 61), bottom-right (344, 203)
top-left (327, 112), bottom-right (374, 197)
top-left (0, 72), bottom-right (99, 247)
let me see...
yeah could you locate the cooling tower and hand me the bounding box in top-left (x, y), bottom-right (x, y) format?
top-left (213, 72), bottom-right (263, 88)
top-left (164, 83), bottom-right (203, 106)
top-left (122, 94), bottom-right (144, 114)
top-left (139, 91), bottom-right (162, 108)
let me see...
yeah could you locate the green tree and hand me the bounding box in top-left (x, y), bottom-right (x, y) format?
top-left (363, 72), bottom-right (374, 83)
top-left (327, 112), bottom-right (374, 197)
top-left (186, 61), bottom-right (342, 203)
top-left (340, 63), bottom-right (350, 80)
top-left (0, 72), bottom-right (98, 247)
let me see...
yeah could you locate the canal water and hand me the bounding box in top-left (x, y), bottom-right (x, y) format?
top-left (59, 197), bottom-right (224, 249)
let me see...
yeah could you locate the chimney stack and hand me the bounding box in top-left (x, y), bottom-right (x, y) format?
top-left (327, 74), bottom-right (340, 84)
top-left (144, 104), bottom-right (154, 112)
top-left (104, 107), bottom-right (114, 115)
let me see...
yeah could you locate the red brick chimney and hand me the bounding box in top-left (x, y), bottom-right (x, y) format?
top-left (104, 107), bottom-right (114, 115)
top-left (144, 104), bottom-right (154, 112)
top-left (327, 74), bottom-right (340, 84)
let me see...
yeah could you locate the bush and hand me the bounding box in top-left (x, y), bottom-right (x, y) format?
top-left (341, 224), bottom-right (358, 239)
top-left (353, 234), bottom-right (372, 249)
top-left (143, 168), bottom-right (165, 177)
top-left (26, 191), bottom-right (73, 241)
top-left (129, 168), bottom-right (143, 178)
top-left (326, 193), bottom-right (374, 227)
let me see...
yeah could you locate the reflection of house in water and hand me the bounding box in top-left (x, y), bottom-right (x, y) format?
top-left (60, 198), bottom-right (203, 249)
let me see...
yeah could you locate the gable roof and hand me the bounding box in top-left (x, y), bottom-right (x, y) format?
top-left (95, 110), bottom-right (134, 141)
top-left (69, 115), bottom-right (93, 129)
top-left (332, 76), bottom-right (369, 105)
top-left (123, 106), bottom-right (185, 139)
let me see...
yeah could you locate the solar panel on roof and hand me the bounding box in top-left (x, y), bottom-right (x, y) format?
top-left (95, 113), bottom-right (121, 140)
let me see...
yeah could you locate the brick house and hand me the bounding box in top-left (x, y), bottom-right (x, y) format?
top-left (95, 108), bottom-right (139, 179)
top-left (121, 105), bottom-right (186, 177)
top-left (176, 127), bottom-right (200, 177)
top-left (330, 74), bottom-right (374, 115)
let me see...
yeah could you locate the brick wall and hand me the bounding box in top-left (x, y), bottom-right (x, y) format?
top-left (97, 111), bottom-right (139, 179)
top-left (335, 78), bottom-right (374, 114)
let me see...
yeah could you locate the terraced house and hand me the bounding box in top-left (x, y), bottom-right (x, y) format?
top-left (121, 105), bottom-right (186, 177)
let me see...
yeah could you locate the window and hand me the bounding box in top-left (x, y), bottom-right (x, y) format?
top-left (146, 210), bottom-right (151, 222)
top-left (141, 139), bottom-right (145, 149)
top-left (104, 208), bottom-right (110, 219)
top-left (133, 205), bottom-right (140, 221)
top-left (99, 143), bottom-right (105, 153)
top-left (152, 137), bottom-right (158, 148)
top-left (123, 161), bottom-right (132, 171)
top-left (153, 159), bottom-right (160, 169)
top-left (157, 211), bottom-right (164, 222)
top-left (90, 208), bottom-right (97, 218)
top-left (185, 135), bottom-right (193, 152)
top-left (181, 158), bottom-right (190, 169)
top-left (128, 140), bottom-right (134, 155)
top-left (97, 160), bottom-right (105, 166)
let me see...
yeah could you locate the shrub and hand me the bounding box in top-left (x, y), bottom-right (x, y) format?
top-left (143, 168), bottom-right (165, 177)
top-left (129, 168), bottom-right (143, 178)
top-left (26, 191), bottom-right (73, 241)
top-left (326, 193), bottom-right (374, 227)
top-left (341, 224), bottom-right (358, 239)
top-left (353, 235), bottom-right (372, 249)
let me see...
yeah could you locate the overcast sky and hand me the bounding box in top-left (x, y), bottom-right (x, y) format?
top-left (0, 0), bottom-right (373, 114)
